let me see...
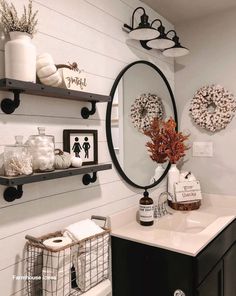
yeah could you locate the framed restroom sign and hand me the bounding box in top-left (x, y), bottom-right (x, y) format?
top-left (63, 129), bottom-right (98, 166)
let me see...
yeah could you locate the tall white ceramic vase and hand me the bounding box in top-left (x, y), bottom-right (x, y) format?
top-left (150, 163), bottom-right (165, 184)
top-left (5, 32), bottom-right (36, 82)
top-left (167, 163), bottom-right (180, 200)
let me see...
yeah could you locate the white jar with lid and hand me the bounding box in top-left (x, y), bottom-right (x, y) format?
top-left (28, 127), bottom-right (55, 172)
top-left (4, 135), bottom-right (33, 176)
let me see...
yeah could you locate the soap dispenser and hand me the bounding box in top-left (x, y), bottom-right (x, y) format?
top-left (139, 190), bottom-right (154, 226)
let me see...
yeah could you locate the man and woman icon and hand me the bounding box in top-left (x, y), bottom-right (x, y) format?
top-left (72, 136), bottom-right (91, 158)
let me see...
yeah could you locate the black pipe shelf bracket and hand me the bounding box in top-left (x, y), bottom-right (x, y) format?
top-left (4, 185), bottom-right (23, 203)
top-left (82, 172), bottom-right (97, 185)
top-left (0, 78), bottom-right (111, 117)
top-left (1, 90), bottom-right (23, 114)
top-left (0, 164), bottom-right (112, 202)
top-left (81, 101), bottom-right (97, 119)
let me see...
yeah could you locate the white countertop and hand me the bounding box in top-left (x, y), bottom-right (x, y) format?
top-left (109, 194), bottom-right (236, 257)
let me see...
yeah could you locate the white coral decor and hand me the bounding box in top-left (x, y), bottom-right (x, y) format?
top-left (189, 84), bottom-right (236, 132)
top-left (130, 93), bottom-right (165, 132)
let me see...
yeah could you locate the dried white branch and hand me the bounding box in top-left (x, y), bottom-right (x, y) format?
top-left (0, 0), bottom-right (38, 35)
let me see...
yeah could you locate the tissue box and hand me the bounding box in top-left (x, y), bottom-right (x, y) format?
top-left (174, 180), bottom-right (202, 202)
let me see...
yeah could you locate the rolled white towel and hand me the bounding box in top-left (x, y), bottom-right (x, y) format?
top-left (76, 252), bottom-right (109, 292)
top-left (63, 219), bottom-right (104, 242)
top-left (74, 233), bottom-right (110, 292)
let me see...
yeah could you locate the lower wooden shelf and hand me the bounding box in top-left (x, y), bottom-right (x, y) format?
top-left (0, 163), bottom-right (112, 202)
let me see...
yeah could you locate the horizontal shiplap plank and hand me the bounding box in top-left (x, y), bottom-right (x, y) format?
top-left (0, 113), bottom-right (106, 144)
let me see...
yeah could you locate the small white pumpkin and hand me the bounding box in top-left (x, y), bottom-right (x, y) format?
top-left (54, 149), bottom-right (72, 169)
top-left (71, 156), bottom-right (83, 168)
top-left (36, 53), bottom-right (62, 87)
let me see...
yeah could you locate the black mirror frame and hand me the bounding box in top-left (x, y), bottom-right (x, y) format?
top-left (106, 60), bottom-right (178, 190)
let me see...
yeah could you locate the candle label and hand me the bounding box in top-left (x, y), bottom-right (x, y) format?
top-left (139, 204), bottom-right (154, 222)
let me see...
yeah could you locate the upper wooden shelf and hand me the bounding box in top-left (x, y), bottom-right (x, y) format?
top-left (0, 78), bottom-right (111, 117)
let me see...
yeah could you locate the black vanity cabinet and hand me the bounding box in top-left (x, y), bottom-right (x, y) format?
top-left (111, 219), bottom-right (236, 296)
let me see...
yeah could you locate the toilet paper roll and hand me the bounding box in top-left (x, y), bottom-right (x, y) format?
top-left (43, 237), bottom-right (72, 296)
top-left (43, 236), bottom-right (72, 250)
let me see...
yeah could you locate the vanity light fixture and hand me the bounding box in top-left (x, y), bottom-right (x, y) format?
top-left (124, 8), bottom-right (190, 58)
top-left (146, 19), bottom-right (175, 50)
top-left (162, 30), bottom-right (190, 57)
top-left (123, 7), bottom-right (160, 41)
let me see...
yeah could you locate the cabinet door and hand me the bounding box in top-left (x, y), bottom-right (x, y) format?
top-left (112, 237), bottom-right (194, 296)
top-left (197, 260), bottom-right (223, 296)
top-left (224, 242), bottom-right (236, 296)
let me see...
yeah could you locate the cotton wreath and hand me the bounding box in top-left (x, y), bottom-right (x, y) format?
top-left (130, 93), bottom-right (165, 132)
top-left (189, 84), bottom-right (236, 132)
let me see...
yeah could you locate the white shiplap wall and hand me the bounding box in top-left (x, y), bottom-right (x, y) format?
top-left (0, 1), bottom-right (174, 295)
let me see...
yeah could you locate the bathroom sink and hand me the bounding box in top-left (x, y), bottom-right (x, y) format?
top-left (157, 211), bottom-right (218, 233)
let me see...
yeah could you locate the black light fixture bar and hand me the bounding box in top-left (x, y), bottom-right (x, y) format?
top-left (123, 8), bottom-right (189, 57)
top-left (123, 6), bottom-right (159, 41)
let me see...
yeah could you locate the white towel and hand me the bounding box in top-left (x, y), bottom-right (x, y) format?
top-left (63, 219), bottom-right (104, 241)
top-left (42, 248), bottom-right (71, 296)
top-left (42, 269), bottom-right (71, 296)
top-left (75, 233), bottom-right (110, 292)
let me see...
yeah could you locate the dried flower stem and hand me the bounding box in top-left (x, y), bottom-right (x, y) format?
top-left (0, 0), bottom-right (38, 35)
top-left (145, 117), bottom-right (190, 164)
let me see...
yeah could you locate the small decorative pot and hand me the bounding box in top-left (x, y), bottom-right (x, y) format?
top-left (5, 31), bottom-right (36, 82)
top-left (167, 163), bottom-right (180, 200)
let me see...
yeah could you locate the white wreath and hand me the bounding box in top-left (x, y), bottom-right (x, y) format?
top-left (130, 93), bottom-right (164, 132)
top-left (190, 84), bottom-right (236, 132)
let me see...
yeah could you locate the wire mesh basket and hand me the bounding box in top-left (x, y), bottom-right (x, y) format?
top-left (25, 216), bottom-right (110, 296)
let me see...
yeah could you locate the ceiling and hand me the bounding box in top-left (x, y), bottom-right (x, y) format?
top-left (141, 0), bottom-right (236, 24)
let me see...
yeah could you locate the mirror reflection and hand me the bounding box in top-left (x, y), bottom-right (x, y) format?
top-left (110, 62), bottom-right (175, 187)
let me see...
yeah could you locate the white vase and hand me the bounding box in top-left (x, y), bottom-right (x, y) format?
top-left (150, 163), bottom-right (165, 184)
top-left (5, 32), bottom-right (36, 82)
top-left (167, 163), bottom-right (180, 200)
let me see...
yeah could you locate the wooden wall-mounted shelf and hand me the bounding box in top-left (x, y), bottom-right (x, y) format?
top-left (0, 78), bottom-right (111, 118)
top-left (0, 164), bottom-right (112, 203)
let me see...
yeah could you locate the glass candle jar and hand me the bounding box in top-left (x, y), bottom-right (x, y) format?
top-left (28, 127), bottom-right (55, 172)
top-left (4, 135), bottom-right (33, 176)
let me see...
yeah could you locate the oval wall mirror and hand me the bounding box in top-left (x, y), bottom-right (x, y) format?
top-left (106, 60), bottom-right (178, 190)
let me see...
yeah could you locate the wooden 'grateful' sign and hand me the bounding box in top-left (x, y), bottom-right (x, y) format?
top-left (62, 68), bottom-right (87, 91)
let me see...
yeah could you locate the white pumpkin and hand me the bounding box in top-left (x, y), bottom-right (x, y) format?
top-left (71, 156), bottom-right (83, 168)
top-left (36, 53), bottom-right (62, 87)
top-left (54, 149), bottom-right (72, 169)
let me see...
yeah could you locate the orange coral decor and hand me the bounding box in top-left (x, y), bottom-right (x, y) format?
top-left (144, 117), bottom-right (190, 164)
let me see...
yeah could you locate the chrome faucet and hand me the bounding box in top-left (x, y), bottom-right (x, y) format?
top-left (154, 191), bottom-right (173, 218)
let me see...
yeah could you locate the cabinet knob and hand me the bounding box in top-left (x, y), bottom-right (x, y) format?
top-left (174, 290), bottom-right (186, 296)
